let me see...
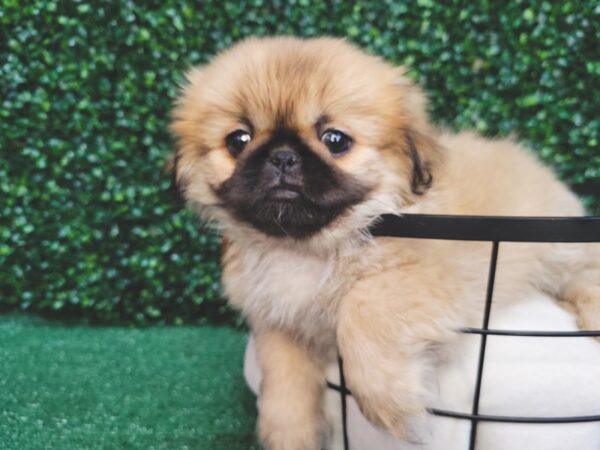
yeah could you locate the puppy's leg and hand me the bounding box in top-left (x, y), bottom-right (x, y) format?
top-left (337, 266), bottom-right (463, 439)
top-left (256, 330), bottom-right (324, 450)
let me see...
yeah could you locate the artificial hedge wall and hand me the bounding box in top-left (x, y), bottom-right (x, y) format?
top-left (1, 1), bottom-right (599, 324)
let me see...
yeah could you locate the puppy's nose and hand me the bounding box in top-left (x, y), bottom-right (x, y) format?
top-left (269, 148), bottom-right (299, 172)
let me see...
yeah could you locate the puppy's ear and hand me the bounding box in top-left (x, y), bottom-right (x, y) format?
top-left (168, 67), bottom-right (205, 200)
top-left (395, 70), bottom-right (441, 195)
top-left (405, 129), bottom-right (434, 195)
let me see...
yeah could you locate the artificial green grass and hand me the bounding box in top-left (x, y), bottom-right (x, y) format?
top-left (0, 316), bottom-right (259, 450)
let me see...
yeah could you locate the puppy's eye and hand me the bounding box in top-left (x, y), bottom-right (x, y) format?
top-left (321, 129), bottom-right (352, 156)
top-left (225, 130), bottom-right (252, 157)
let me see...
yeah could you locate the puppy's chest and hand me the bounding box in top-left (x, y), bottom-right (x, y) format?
top-left (223, 245), bottom-right (353, 344)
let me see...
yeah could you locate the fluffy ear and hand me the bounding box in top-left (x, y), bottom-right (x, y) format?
top-left (395, 70), bottom-right (441, 195)
top-left (168, 67), bottom-right (205, 198)
top-left (405, 128), bottom-right (436, 195)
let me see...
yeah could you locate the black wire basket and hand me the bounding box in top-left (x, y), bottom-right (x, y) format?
top-left (328, 212), bottom-right (600, 450)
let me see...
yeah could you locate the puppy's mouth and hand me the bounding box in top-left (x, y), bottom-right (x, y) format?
top-left (266, 174), bottom-right (304, 200)
top-left (268, 184), bottom-right (301, 201)
top-left (215, 128), bottom-right (371, 238)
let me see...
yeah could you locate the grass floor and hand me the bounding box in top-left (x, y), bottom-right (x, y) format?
top-left (0, 315), bottom-right (259, 450)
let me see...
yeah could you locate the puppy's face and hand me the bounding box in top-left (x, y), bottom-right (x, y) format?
top-left (171, 37), bottom-right (437, 239)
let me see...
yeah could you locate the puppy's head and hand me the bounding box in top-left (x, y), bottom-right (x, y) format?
top-left (171, 37), bottom-right (438, 240)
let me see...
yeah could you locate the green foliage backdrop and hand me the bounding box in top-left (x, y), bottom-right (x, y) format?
top-left (1, 1), bottom-right (598, 324)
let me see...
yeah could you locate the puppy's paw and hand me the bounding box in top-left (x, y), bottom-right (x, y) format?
top-left (345, 363), bottom-right (427, 440)
top-left (356, 385), bottom-right (427, 441)
top-left (258, 404), bottom-right (321, 450)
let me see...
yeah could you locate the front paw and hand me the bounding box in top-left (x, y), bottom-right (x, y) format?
top-left (258, 404), bottom-right (321, 450)
top-left (345, 364), bottom-right (427, 440)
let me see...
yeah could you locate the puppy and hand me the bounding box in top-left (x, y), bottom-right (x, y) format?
top-left (170, 36), bottom-right (600, 449)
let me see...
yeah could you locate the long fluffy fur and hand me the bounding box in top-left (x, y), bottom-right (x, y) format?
top-left (170, 36), bottom-right (600, 449)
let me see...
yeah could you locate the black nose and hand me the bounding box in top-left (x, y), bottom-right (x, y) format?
top-left (269, 148), bottom-right (299, 172)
